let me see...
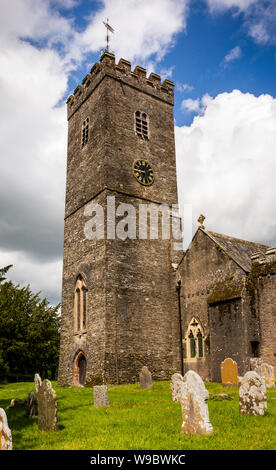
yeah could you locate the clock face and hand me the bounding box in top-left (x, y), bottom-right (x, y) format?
top-left (133, 160), bottom-right (154, 186)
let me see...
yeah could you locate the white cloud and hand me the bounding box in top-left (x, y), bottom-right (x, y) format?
top-left (0, 0), bottom-right (190, 304)
top-left (205, 0), bottom-right (276, 46)
top-left (0, 1), bottom-right (70, 303)
top-left (181, 94), bottom-right (212, 114)
top-left (176, 82), bottom-right (194, 93)
top-left (0, 0), bottom-right (74, 47)
top-left (0, 250), bottom-right (62, 305)
top-left (176, 90), bottom-right (276, 246)
top-left (181, 98), bottom-right (202, 113)
top-left (68, 0), bottom-right (189, 66)
top-left (205, 0), bottom-right (257, 12)
top-left (223, 45), bottom-right (242, 65)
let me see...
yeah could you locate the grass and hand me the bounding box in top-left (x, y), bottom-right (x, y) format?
top-left (0, 380), bottom-right (275, 450)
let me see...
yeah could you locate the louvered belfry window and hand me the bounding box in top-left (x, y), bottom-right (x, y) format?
top-left (135, 111), bottom-right (148, 139)
top-left (81, 117), bottom-right (89, 148)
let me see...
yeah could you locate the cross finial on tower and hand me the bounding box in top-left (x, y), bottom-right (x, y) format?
top-left (198, 214), bottom-right (206, 229)
top-left (103, 18), bottom-right (115, 52)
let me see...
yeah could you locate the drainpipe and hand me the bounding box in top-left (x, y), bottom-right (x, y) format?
top-left (176, 280), bottom-right (184, 376)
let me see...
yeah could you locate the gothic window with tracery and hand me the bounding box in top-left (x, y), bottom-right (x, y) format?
top-left (74, 275), bottom-right (88, 332)
top-left (185, 317), bottom-right (205, 360)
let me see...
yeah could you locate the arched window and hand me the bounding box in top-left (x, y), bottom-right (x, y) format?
top-left (189, 330), bottom-right (196, 358)
top-left (76, 288), bottom-right (81, 331)
top-left (74, 275), bottom-right (88, 333)
top-left (81, 117), bottom-right (89, 148)
top-left (184, 317), bottom-right (205, 360)
top-left (135, 110), bottom-right (149, 139)
top-left (197, 330), bottom-right (203, 358)
top-left (82, 287), bottom-right (87, 329)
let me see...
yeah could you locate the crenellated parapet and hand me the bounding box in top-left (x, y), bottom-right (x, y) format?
top-left (66, 51), bottom-right (174, 119)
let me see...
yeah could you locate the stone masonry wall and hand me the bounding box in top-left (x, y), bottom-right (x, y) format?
top-left (58, 52), bottom-right (181, 385)
top-left (250, 249), bottom-right (276, 370)
top-left (178, 229), bottom-right (246, 381)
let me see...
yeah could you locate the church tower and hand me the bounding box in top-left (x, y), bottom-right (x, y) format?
top-left (58, 52), bottom-right (182, 386)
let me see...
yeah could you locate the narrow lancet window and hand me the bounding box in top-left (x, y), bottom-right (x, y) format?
top-left (197, 330), bottom-right (203, 357)
top-left (82, 287), bottom-right (87, 329)
top-left (76, 289), bottom-right (81, 331)
top-left (81, 117), bottom-right (89, 148)
top-left (189, 331), bottom-right (196, 358)
top-left (74, 275), bottom-right (88, 333)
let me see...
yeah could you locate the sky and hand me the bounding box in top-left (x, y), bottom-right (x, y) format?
top-left (1, 0), bottom-right (276, 305)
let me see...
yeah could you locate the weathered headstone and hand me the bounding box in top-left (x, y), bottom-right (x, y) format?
top-left (250, 357), bottom-right (263, 372)
top-left (220, 358), bottom-right (238, 385)
top-left (93, 385), bottom-right (109, 407)
top-left (139, 366), bottom-right (152, 389)
top-left (0, 408), bottom-right (12, 450)
top-left (257, 363), bottom-right (275, 387)
top-left (170, 371), bottom-right (213, 435)
top-left (37, 379), bottom-right (57, 431)
top-left (26, 392), bottom-right (38, 418)
top-left (34, 373), bottom-right (42, 393)
top-left (239, 371), bottom-right (267, 415)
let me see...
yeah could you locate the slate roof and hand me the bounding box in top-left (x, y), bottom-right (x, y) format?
top-left (204, 229), bottom-right (270, 273)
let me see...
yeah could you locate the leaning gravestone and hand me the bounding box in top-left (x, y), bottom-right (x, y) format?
top-left (170, 371), bottom-right (213, 435)
top-left (220, 358), bottom-right (239, 385)
top-left (37, 379), bottom-right (57, 431)
top-left (257, 363), bottom-right (275, 388)
top-left (239, 371), bottom-right (267, 415)
top-left (34, 373), bottom-right (42, 393)
top-left (0, 408), bottom-right (12, 450)
top-left (93, 385), bottom-right (109, 407)
top-left (139, 366), bottom-right (152, 389)
top-left (27, 392), bottom-right (38, 418)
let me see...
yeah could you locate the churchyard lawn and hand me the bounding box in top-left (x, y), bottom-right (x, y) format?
top-left (0, 380), bottom-right (275, 450)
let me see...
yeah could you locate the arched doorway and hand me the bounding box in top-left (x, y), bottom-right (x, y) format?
top-left (73, 351), bottom-right (87, 386)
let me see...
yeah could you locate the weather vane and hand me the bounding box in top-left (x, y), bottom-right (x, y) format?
top-left (103, 18), bottom-right (115, 52)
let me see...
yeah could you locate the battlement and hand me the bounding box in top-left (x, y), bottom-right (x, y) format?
top-left (66, 51), bottom-right (174, 118)
top-left (251, 247), bottom-right (276, 264)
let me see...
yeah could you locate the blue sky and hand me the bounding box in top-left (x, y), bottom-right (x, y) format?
top-left (54, 0), bottom-right (276, 126)
top-left (1, 0), bottom-right (276, 304)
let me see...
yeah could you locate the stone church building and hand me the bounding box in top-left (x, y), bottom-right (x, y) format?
top-left (57, 51), bottom-right (276, 387)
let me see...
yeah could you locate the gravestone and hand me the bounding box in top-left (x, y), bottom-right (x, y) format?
top-left (257, 363), bottom-right (275, 387)
top-left (220, 358), bottom-right (238, 385)
top-left (27, 392), bottom-right (38, 418)
top-left (170, 371), bottom-right (213, 435)
top-left (34, 373), bottom-right (42, 393)
top-left (250, 358), bottom-right (263, 372)
top-left (0, 408), bottom-right (12, 450)
top-left (93, 385), bottom-right (109, 407)
top-left (139, 366), bottom-right (152, 388)
top-left (37, 379), bottom-right (57, 431)
top-left (239, 371), bottom-right (267, 415)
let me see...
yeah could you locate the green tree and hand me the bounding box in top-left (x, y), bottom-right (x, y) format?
top-left (0, 266), bottom-right (60, 382)
top-left (0, 264), bottom-right (13, 283)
